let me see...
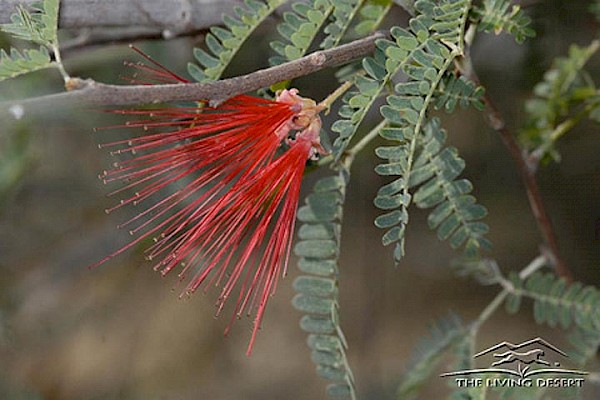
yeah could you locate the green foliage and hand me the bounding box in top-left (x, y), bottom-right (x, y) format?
top-left (448, 336), bottom-right (479, 400)
top-left (521, 41), bottom-right (600, 162)
top-left (270, 0), bottom-right (333, 65)
top-left (0, 47), bottom-right (51, 81)
top-left (397, 312), bottom-right (465, 400)
top-left (329, 0), bottom-right (393, 157)
top-left (566, 328), bottom-right (600, 366)
top-left (472, 0), bottom-right (535, 43)
top-left (354, 0), bottom-right (393, 36)
top-left (321, 0), bottom-right (365, 49)
top-left (331, 0), bottom-right (477, 158)
top-left (434, 74), bottom-right (485, 112)
top-left (508, 272), bottom-right (600, 332)
top-left (0, 0), bottom-right (59, 82)
top-left (452, 257), bottom-right (501, 286)
top-left (330, 45), bottom-right (391, 156)
top-left (504, 271), bottom-right (522, 314)
top-left (0, 0), bottom-right (59, 47)
top-left (187, 0), bottom-right (285, 82)
top-left (373, 0), bottom-right (473, 264)
top-left (293, 169), bottom-right (356, 400)
top-left (407, 118), bottom-right (491, 256)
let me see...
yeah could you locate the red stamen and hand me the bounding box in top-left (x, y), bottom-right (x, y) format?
top-left (93, 49), bottom-right (324, 354)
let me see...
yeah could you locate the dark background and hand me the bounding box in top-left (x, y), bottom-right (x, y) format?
top-left (1, 1), bottom-right (599, 399)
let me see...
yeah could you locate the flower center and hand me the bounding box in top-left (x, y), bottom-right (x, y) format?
top-left (275, 88), bottom-right (327, 158)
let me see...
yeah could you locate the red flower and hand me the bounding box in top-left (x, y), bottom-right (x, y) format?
top-left (93, 52), bottom-right (325, 353)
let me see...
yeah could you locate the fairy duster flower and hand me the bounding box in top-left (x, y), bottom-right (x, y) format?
top-left (93, 53), bottom-right (326, 353)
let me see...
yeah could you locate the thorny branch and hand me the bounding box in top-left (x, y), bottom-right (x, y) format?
top-left (1, 32), bottom-right (385, 121)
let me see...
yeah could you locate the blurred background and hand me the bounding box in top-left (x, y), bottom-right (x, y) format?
top-left (1, 1), bottom-right (599, 399)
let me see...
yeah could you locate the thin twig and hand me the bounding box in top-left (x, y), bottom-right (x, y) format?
top-left (457, 24), bottom-right (573, 281)
top-left (318, 80), bottom-right (354, 112)
top-left (347, 120), bottom-right (386, 158)
top-left (457, 50), bottom-right (573, 282)
top-left (529, 98), bottom-right (600, 166)
top-left (1, 32), bottom-right (386, 121)
top-left (470, 254), bottom-right (547, 334)
top-left (482, 87), bottom-right (571, 281)
top-left (51, 44), bottom-right (70, 83)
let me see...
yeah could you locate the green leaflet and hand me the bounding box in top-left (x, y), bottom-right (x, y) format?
top-left (320, 0), bottom-right (365, 50)
top-left (329, 0), bottom-right (394, 157)
top-left (0, 0), bottom-right (59, 47)
top-left (373, 0), bottom-right (473, 265)
top-left (397, 313), bottom-right (465, 400)
top-left (188, 0), bottom-right (286, 81)
top-left (471, 0), bottom-right (535, 44)
top-left (511, 272), bottom-right (600, 332)
top-left (520, 40), bottom-right (600, 162)
top-left (448, 335), bottom-right (479, 400)
top-left (331, 42), bottom-right (396, 157)
top-left (0, 47), bottom-right (52, 82)
top-left (504, 271), bottom-right (523, 314)
top-left (269, 0), bottom-right (334, 66)
top-left (433, 74), bottom-right (485, 112)
top-left (0, 0), bottom-right (59, 82)
top-left (354, 0), bottom-right (393, 36)
top-left (567, 328), bottom-right (600, 366)
top-left (408, 118), bottom-right (491, 256)
top-left (293, 169), bottom-right (356, 400)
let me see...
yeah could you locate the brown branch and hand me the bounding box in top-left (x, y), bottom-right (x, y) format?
top-left (1, 32), bottom-right (385, 120)
top-left (457, 55), bottom-right (573, 282)
top-left (0, 0), bottom-right (241, 34)
top-left (483, 96), bottom-right (572, 281)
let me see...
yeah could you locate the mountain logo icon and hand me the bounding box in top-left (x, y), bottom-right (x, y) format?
top-left (441, 337), bottom-right (587, 379)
